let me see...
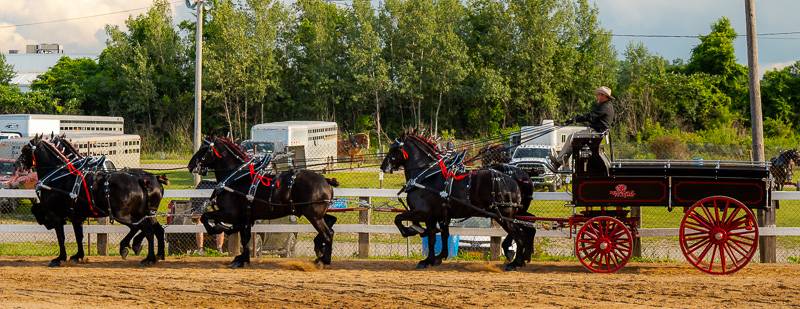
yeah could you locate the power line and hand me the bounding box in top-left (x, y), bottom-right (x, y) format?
top-left (611, 31), bottom-right (800, 39)
top-left (0, 1), bottom-right (183, 29)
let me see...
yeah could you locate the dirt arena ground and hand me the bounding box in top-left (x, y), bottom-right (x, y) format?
top-left (0, 256), bottom-right (798, 308)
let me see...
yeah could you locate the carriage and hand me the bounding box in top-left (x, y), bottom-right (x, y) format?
top-left (515, 132), bottom-right (770, 274)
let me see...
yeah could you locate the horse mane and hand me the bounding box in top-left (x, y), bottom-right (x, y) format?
top-left (54, 134), bottom-right (82, 158)
top-left (216, 136), bottom-right (250, 160)
top-left (401, 128), bottom-right (441, 157)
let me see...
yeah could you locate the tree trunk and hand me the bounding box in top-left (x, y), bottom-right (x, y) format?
top-left (434, 90), bottom-right (442, 136)
top-left (375, 88), bottom-right (382, 152)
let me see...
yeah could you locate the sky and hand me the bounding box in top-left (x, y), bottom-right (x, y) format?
top-left (0, 0), bottom-right (798, 72)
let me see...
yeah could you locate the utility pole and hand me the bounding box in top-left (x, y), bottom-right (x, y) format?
top-left (744, 0), bottom-right (774, 263)
top-left (188, 0), bottom-right (205, 186)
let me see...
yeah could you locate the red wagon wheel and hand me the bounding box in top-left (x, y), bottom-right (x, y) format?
top-left (679, 196), bottom-right (758, 275)
top-left (575, 216), bottom-right (633, 273)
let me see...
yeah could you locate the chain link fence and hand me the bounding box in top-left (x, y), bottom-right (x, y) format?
top-left (2, 134), bottom-right (800, 265)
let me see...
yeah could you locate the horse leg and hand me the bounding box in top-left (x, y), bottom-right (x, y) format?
top-left (417, 217), bottom-right (439, 269)
top-left (140, 222), bottom-right (157, 266)
top-left (154, 223), bottom-right (166, 260)
top-left (434, 218), bottom-right (451, 266)
top-left (50, 222), bottom-right (68, 267)
top-left (321, 214), bottom-right (337, 265)
top-left (502, 210), bottom-right (531, 261)
top-left (395, 211), bottom-right (428, 237)
top-left (496, 216), bottom-right (525, 271)
top-left (309, 216), bottom-right (334, 267)
top-left (521, 225), bottom-right (536, 264)
top-left (200, 211), bottom-right (228, 235)
top-left (229, 224), bottom-right (252, 268)
top-left (119, 226), bottom-right (138, 259)
top-left (131, 229), bottom-right (146, 255)
top-left (69, 219), bottom-right (85, 263)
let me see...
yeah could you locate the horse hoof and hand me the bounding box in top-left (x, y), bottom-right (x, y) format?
top-left (69, 256), bottom-right (84, 264)
top-left (48, 259), bottom-right (63, 267)
top-left (158, 255), bottom-right (166, 261)
top-left (432, 259), bottom-right (443, 266)
top-left (140, 259), bottom-right (156, 267)
top-left (120, 247), bottom-right (129, 260)
top-left (416, 261), bottom-right (430, 269)
top-left (503, 264), bottom-right (518, 272)
top-left (228, 260), bottom-right (248, 268)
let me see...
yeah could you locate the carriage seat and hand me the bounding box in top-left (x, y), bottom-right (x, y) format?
top-left (570, 132), bottom-right (611, 177)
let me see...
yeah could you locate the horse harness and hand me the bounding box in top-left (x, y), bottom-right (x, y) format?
top-left (400, 150), bottom-right (521, 215)
top-left (33, 140), bottom-right (156, 225)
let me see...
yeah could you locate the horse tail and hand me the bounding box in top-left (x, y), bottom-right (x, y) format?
top-left (325, 177), bottom-right (339, 187)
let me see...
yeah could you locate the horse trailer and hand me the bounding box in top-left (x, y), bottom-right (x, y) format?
top-left (250, 121), bottom-right (337, 170)
top-left (0, 114), bottom-right (140, 168)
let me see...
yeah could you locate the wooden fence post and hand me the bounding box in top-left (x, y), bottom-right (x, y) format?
top-left (228, 232), bottom-right (241, 256)
top-left (489, 220), bottom-right (501, 260)
top-left (631, 206), bottom-right (642, 257)
top-left (96, 218), bottom-right (109, 256)
top-left (358, 196), bottom-right (371, 258)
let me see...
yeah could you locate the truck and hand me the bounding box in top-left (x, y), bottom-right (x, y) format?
top-left (510, 144), bottom-right (563, 191)
top-left (0, 158), bottom-right (37, 213)
top-left (249, 121), bottom-right (338, 171)
top-left (508, 120), bottom-right (589, 190)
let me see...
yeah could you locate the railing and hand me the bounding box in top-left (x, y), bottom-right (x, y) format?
top-left (1, 188), bottom-right (799, 259)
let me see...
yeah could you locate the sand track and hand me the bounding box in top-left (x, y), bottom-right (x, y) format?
top-left (0, 257), bottom-right (798, 308)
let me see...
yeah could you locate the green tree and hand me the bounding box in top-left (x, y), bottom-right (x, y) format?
top-left (30, 56), bottom-right (99, 111)
top-left (344, 0), bottom-right (390, 146)
top-left (762, 61), bottom-right (800, 134)
top-left (0, 53), bottom-right (14, 85)
top-left (685, 17), bottom-right (748, 114)
top-left (95, 0), bottom-right (191, 150)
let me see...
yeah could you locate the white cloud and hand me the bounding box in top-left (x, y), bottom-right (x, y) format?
top-left (0, 0), bottom-right (187, 54)
top-left (0, 23), bottom-right (32, 52)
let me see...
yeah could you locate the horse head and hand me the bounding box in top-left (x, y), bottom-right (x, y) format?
top-left (188, 136), bottom-right (250, 177)
top-left (380, 130), bottom-right (441, 176)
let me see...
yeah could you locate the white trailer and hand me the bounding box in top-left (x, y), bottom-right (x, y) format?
top-left (520, 119), bottom-right (587, 152)
top-left (250, 121), bottom-right (337, 170)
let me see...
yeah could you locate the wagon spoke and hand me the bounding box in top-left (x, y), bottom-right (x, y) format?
top-left (719, 242), bottom-right (726, 271)
top-left (687, 239), bottom-right (711, 257)
top-left (688, 213), bottom-right (714, 231)
top-left (728, 238), bottom-right (753, 256)
top-left (722, 207), bottom-right (742, 228)
top-left (699, 205), bottom-right (716, 225)
top-left (713, 200), bottom-right (721, 224)
top-left (726, 240), bottom-right (748, 257)
top-left (707, 244), bottom-right (718, 272)
top-left (723, 244), bottom-right (741, 268)
top-left (684, 234), bottom-right (711, 242)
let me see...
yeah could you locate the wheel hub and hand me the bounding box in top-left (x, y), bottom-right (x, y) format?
top-left (710, 228), bottom-right (728, 244)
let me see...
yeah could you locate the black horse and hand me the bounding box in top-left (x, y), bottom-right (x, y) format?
top-left (51, 134), bottom-right (168, 260)
top-left (770, 149), bottom-right (800, 190)
top-left (16, 135), bottom-right (166, 266)
top-left (381, 131), bottom-right (535, 270)
top-left (187, 136), bottom-right (339, 268)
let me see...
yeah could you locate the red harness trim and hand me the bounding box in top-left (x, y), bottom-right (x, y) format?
top-left (401, 148), bottom-right (409, 160)
top-left (211, 145), bottom-right (223, 158)
top-left (65, 161), bottom-right (99, 217)
top-left (249, 163), bottom-right (278, 188)
top-left (438, 160), bottom-right (469, 181)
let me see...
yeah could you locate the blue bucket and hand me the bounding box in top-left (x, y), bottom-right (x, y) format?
top-left (331, 198), bottom-right (348, 209)
top-left (421, 234), bottom-right (460, 258)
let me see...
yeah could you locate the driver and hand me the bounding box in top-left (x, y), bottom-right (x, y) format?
top-left (550, 86), bottom-right (615, 169)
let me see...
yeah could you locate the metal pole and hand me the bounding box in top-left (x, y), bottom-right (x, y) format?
top-left (744, 0), bottom-right (775, 263)
top-left (192, 0), bottom-right (204, 186)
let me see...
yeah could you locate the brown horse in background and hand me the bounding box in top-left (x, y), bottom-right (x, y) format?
top-left (338, 132), bottom-right (370, 168)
